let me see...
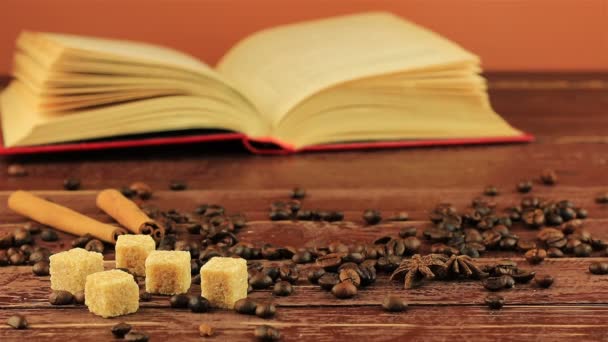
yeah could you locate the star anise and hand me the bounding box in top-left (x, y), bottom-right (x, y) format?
top-left (443, 254), bottom-right (487, 279)
top-left (390, 254), bottom-right (447, 289)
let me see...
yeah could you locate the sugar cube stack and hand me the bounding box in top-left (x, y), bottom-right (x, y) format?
top-left (115, 234), bottom-right (156, 276)
top-left (49, 247), bottom-right (104, 294)
top-left (200, 257), bottom-right (247, 309)
top-left (145, 250), bottom-right (191, 295)
top-left (85, 269), bottom-right (139, 318)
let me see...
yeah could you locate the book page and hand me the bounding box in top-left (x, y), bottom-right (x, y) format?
top-left (217, 12), bottom-right (479, 127)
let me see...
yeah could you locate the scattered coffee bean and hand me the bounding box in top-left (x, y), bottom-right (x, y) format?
top-left (32, 261), bottom-right (49, 276)
top-left (278, 264), bottom-right (299, 284)
top-left (250, 272), bottom-right (274, 289)
top-left (595, 192), bottom-right (608, 204)
top-left (0, 232), bottom-right (14, 248)
top-left (169, 180), bottom-right (187, 191)
top-left (125, 331), bottom-right (149, 342)
top-left (291, 187), bottom-right (306, 199)
top-left (234, 298), bottom-right (258, 315)
top-left (292, 250), bottom-right (312, 264)
top-left (120, 186), bottom-right (136, 198)
top-left (318, 273), bottom-right (340, 290)
top-left (307, 267), bottom-right (326, 284)
top-left (254, 325), bottom-right (281, 341)
top-left (199, 323), bottom-right (215, 337)
top-left (129, 182), bottom-right (152, 200)
top-left (484, 294), bottom-right (505, 310)
top-left (339, 268), bottom-right (361, 288)
top-left (49, 290), bottom-right (74, 305)
top-left (483, 276), bottom-right (509, 291)
top-left (139, 291), bottom-right (152, 302)
top-left (24, 222), bottom-right (42, 235)
top-left (331, 281), bottom-right (357, 299)
top-left (7, 163), bottom-right (27, 177)
top-left (63, 178), bottom-right (81, 190)
top-left (9, 252), bottom-right (26, 265)
top-left (72, 234), bottom-right (93, 248)
top-left (269, 210), bottom-right (291, 221)
top-left (516, 180), bottom-right (533, 193)
top-left (85, 239), bottom-right (104, 253)
top-left (363, 209), bottom-right (382, 225)
top-left (382, 295), bottom-right (407, 312)
top-left (255, 302), bottom-right (277, 318)
top-left (111, 322), bottom-right (132, 338)
top-left (189, 296), bottom-right (210, 313)
top-left (525, 248), bottom-right (547, 264)
top-left (73, 290), bottom-right (85, 305)
top-left (0, 250), bottom-right (8, 266)
top-left (547, 247), bottom-right (564, 258)
top-left (7, 314), bottom-right (28, 329)
top-left (273, 281), bottom-right (293, 296)
top-left (535, 275), bottom-right (554, 288)
top-left (40, 228), bottom-right (59, 242)
top-left (13, 228), bottom-right (32, 246)
top-left (574, 243), bottom-right (593, 257)
top-left (540, 169), bottom-right (557, 185)
top-left (589, 262), bottom-right (608, 275)
top-left (484, 186), bottom-right (499, 196)
top-left (399, 226), bottom-right (417, 238)
top-left (169, 294), bottom-right (190, 308)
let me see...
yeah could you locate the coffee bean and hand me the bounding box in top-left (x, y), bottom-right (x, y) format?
top-left (125, 331), bottom-right (149, 342)
top-left (483, 276), bottom-right (508, 291)
top-left (168, 180), bottom-right (187, 191)
top-left (307, 268), bottom-right (326, 284)
top-left (589, 262), bottom-right (608, 275)
top-left (119, 186), bottom-right (136, 198)
top-left (316, 253), bottom-right (343, 271)
top-left (199, 323), bottom-right (215, 337)
top-left (72, 234), bottom-right (93, 248)
top-left (111, 322), bottom-right (132, 337)
top-left (20, 244), bottom-right (33, 257)
top-left (40, 229), bottom-right (59, 242)
top-left (576, 208), bottom-right (588, 219)
top-left (254, 325), bottom-right (281, 341)
top-left (129, 182), bottom-right (152, 200)
top-left (169, 294), bottom-right (190, 308)
top-left (250, 272), bottom-right (274, 289)
top-left (511, 269), bottom-right (536, 283)
top-left (296, 210), bottom-right (313, 220)
top-left (13, 228), bottom-right (31, 246)
top-left (574, 243), bottom-right (593, 257)
top-left (327, 211), bottom-right (344, 222)
top-left (535, 275), bottom-right (554, 288)
top-left (85, 239), bottom-right (104, 253)
top-left (63, 178), bottom-right (81, 190)
top-left (523, 209), bottom-right (545, 228)
top-left (388, 212), bottom-right (409, 222)
top-left (291, 187), bottom-right (306, 199)
top-left (398, 226), bottom-right (417, 237)
top-left (234, 298), bottom-right (258, 315)
top-left (9, 252), bottom-right (26, 265)
top-left (269, 210), bottom-right (291, 221)
top-left (0, 250), bottom-right (8, 266)
top-left (381, 295), bottom-right (407, 312)
top-left (7, 314), bottom-right (28, 329)
top-left (139, 291), bottom-right (152, 302)
top-left (516, 180), bottom-right (533, 193)
top-left (547, 247), bottom-right (564, 258)
top-left (339, 268), bottom-right (361, 288)
top-left (278, 264), bottom-right (299, 284)
top-left (595, 192), bottom-right (608, 204)
top-left (32, 261), bottom-right (49, 276)
top-left (73, 290), bottom-right (85, 305)
top-left (403, 237), bottom-right (421, 255)
top-left (331, 281), bottom-right (357, 299)
top-left (292, 250), bottom-right (312, 264)
top-left (49, 290), bottom-right (74, 305)
top-left (540, 169), bottom-right (557, 185)
top-left (484, 294), bottom-right (505, 310)
top-left (23, 222), bottom-right (42, 235)
top-left (318, 272), bottom-right (340, 290)
top-left (189, 296), bottom-right (210, 313)
top-left (363, 209), bottom-right (382, 225)
top-left (516, 240), bottom-right (537, 252)
top-left (255, 303), bottom-right (276, 318)
top-left (0, 232), bottom-right (14, 248)
top-left (484, 186), bottom-right (499, 196)
top-left (273, 281), bottom-right (293, 296)
top-left (7, 163), bottom-right (27, 177)
top-left (525, 248), bottom-right (546, 264)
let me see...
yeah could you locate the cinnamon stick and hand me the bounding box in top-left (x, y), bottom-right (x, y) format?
top-left (96, 189), bottom-right (164, 241)
top-left (7, 190), bottom-right (126, 244)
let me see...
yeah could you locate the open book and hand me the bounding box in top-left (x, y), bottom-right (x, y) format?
top-left (0, 12), bottom-right (531, 155)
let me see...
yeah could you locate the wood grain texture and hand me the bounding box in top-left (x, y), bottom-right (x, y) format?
top-left (2, 73), bottom-right (608, 341)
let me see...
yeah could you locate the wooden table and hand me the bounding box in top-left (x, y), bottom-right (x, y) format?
top-left (0, 73), bottom-right (607, 341)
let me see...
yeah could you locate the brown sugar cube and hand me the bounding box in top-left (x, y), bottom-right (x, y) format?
top-left (200, 257), bottom-right (247, 309)
top-left (84, 269), bottom-right (139, 318)
top-left (145, 251), bottom-right (191, 295)
top-left (49, 248), bottom-right (104, 294)
top-left (115, 234), bottom-right (156, 276)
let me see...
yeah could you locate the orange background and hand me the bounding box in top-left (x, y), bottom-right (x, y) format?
top-left (1, 0), bottom-right (607, 74)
